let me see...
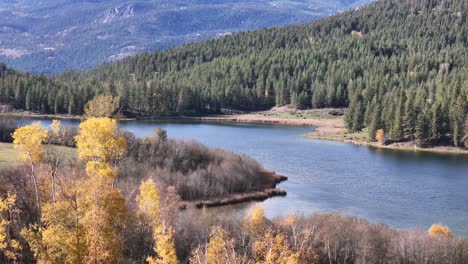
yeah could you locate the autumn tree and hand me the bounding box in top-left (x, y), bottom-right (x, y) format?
top-left (243, 205), bottom-right (267, 235)
top-left (79, 178), bottom-right (127, 264)
top-left (137, 179), bottom-right (178, 264)
top-left (74, 117), bottom-right (128, 263)
top-left (282, 213), bottom-right (317, 264)
top-left (428, 224), bottom-right (453, 237)
top-left (84, 94), bottom-right (120, 118)
top-left (252, 231), bottom-right (299, 264)
top-left (137, 179), bottom-right (160, 228)
top-left (375, 129), bottom-right (385, 145)
top-left (12, 122), bottom-right (49, 218)
top-left (48, 119), bottom-right (64, 146)
top-left (148, 224), bottom-right (178, 264)
top-left (190, 226), bottom-right (246, 264)
top-left (22, 189), bottom-right (87, 264)
top-left (74, 117), bottom-right (126, 181)
top-left (0, 194), bottom-right (22, 263)
top-left (50, 120), bottom-right (61, 138)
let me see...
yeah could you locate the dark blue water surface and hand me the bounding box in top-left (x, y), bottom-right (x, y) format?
top-left (22, 118), bottom-right (468, 235)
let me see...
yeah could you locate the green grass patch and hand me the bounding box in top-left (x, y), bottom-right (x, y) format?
top-left (0, 142), bottom-right (77, 170)
top-left (259, 109), bottom-right (341, 120)
top-left (304, 128), bottom-right (369, 143)
top-left (0, 142), bottom-right (20, 169)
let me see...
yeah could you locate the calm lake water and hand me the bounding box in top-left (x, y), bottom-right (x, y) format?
top-left (21, 118), bottom-right (468, 235)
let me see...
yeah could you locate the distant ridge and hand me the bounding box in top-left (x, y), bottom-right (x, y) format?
top-left (0, 0), bottom-right (371, 74)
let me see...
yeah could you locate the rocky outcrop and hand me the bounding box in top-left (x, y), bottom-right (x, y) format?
top-left (98, 4), bottom-right (134, 24)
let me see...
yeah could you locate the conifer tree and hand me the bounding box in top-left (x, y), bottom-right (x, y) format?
top-left (415, 112), bottom-right (430, 148)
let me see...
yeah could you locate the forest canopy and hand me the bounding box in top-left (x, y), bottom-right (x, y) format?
top-left (0, 0), bottom-right (467, 147)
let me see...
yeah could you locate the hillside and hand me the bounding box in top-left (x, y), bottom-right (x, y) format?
top-left (0, 0), bottom-right (467, 147)
top-left (0, 0), bottom-right (370, 74)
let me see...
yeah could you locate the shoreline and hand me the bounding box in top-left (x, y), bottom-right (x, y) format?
top-left (179, 169), bottom-right (288, 210)
top-left (303, 133), bottom-right (468, 155)
top-left (180, 188), bottom-right (287, 210)
top-left (3, 110), bottom-right (467, 155)
top-left (1, 139), bottom-right (290, 210)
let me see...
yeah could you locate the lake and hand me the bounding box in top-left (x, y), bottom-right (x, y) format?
top-left (21, 118), bottom-right (468, 235)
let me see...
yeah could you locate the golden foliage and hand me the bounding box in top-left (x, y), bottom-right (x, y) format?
top-left (375, 129), bottom-right (385, 145)
top-left (22, 174), bottom-right (87, 264)
top-left (50, 120), bottom-right (62, 137)
top-left (253, 231), bottom-right (299, 264)
top-left (12, 122), bottom-right (49, 164)
top-left (0, 194), bottom-right (22, 263)
top-left (147, 224), bottom-right (178, 264)
top-left (137, 179), bottom-right (160, 227)
top-left (244, 205), bottom-right (267, 234)
top-left (351, 30), bottom-right (364, 38)
top-left (75, 117), bottom-right (126, 180)
top-left (428, 224), bottom-right (453, 237)
top-left (84, 94), bottom-right (120, 118)
top-left (138, 180), bottom-right (178, 264)
top-left (79, 178), bottom-right (127, 264)
top-left (285, 213), bottom-right (297, 227)
top-left (194, 226), bottom-right (245, 264)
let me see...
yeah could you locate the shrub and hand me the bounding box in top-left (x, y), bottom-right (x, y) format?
top-left (428, 224), bottom-right (453, 237)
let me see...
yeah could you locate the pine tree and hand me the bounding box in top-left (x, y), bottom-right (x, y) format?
top-left (352, 99), bottom-right (365, 132)
top-left (25, 89), bottom-right (31, 111)
top-left (429, 103), bottom-right (443, 145)
top-left (367, 104), bottom-right (382, 142)
top-left (415, 112), bottom-right (430, 148)
top-left (403, 92), bottom-right (415, 140)
top-left (451, 97), bottom-right (466, 147)
top-left (391, 95), bottom-right (404, 141)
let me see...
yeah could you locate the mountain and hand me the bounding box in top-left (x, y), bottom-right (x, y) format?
top-left (0, 0), bottom-right (467, 147)
top-left (0, 0), bottom-right (371, 74)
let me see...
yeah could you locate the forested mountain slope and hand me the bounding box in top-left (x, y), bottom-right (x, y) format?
top-left (0, 0), bottom-right (467, 147)
top-left (0, 0), bottom-right (370, 74)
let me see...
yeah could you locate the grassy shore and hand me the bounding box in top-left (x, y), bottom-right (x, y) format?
top-left (303, 125), bottom-right (468, 155)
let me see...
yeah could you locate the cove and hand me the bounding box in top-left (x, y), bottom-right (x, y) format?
top-left (19, 117), bottom-right (468, 235)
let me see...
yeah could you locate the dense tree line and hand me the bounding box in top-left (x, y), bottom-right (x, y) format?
top-left (0, 0), bottom-right (467, 146)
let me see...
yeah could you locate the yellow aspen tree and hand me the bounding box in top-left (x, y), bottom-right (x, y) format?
top-left (21, 170), bottom-right (87, 264)
top-left (0, 194), bottom-right (22, 263)
top-left (138, 179), bottom-right (178, 264)
top-left (193, 226), bottom-right (245, 264)
top-left (428, 224), bottom-right (453, 237)
top-left (243, 205), bottom-right (267, 235)
top-left (22, 202), bottom-right (87, 264)
top-left (206, 226), bottom-right (232, 264)
top-left (84, 94), bottom-right (120, 118)
top-left (50, 120), bottom-right (61, 138)
top-left (147, 224), bottom-right (178, 264)
top-left (12, 122), bottom-right (49, 217)
top-left (74, 117), bottom-right (126, 181)
top-left (375, 129), bottom-right (385, 145)
top-left (79, 177), bottom-right (127, 264)
top-left (137, 179), bottom-right (160, 227)
top-left (74, 118), bottom-right (128, 263)
top-left (253, 231), bottom-right (299, 264)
